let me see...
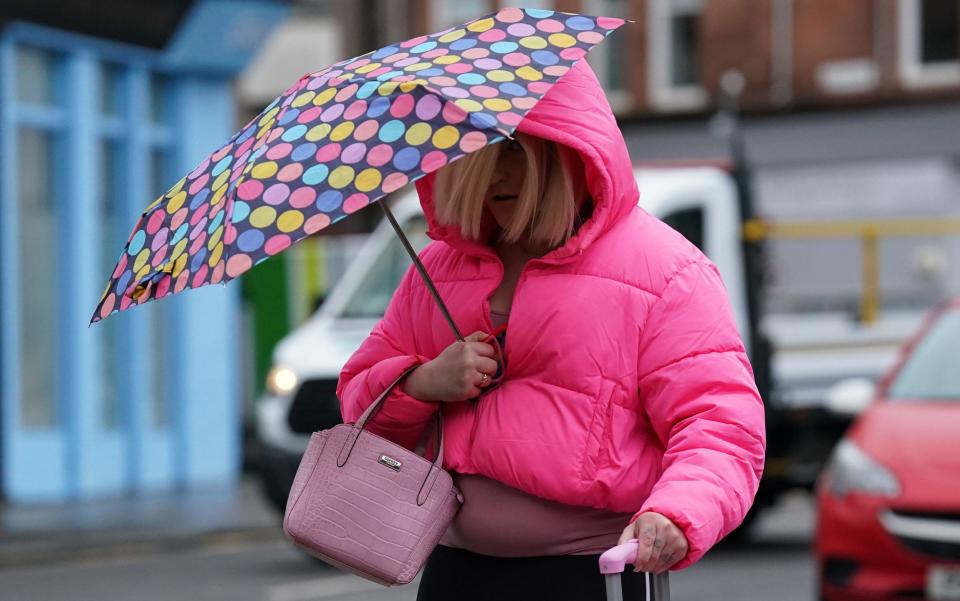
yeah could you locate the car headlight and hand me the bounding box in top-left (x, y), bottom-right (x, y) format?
top-left (266, 365), bottom-right (298, 396)
top-left (821, 439), bottom-right (900, 498)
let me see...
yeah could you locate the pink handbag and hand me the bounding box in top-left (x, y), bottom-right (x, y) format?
top-left (282, 367), bottom-right (463, 586)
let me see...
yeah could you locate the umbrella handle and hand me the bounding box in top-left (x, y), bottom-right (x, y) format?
top-left (378, 200), bottom-right (464, 342)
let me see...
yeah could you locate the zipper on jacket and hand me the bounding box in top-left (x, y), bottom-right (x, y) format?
top-left (470, 256), bottom-right (539, 439)
top-left (484, 256), bottom-right (542, 373)
top-left (471, 256), bottom-right (506, 451)
top-left (481, 256), bottom-right (503, 342)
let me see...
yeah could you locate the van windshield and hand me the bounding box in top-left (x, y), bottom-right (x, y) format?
top-left (341, 215), bottom-right (429, 319)
top-left (887, 310), bottom-right (960, 401)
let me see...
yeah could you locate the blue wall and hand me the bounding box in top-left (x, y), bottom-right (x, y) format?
top-left (0, 0), bottom-right (288, 503)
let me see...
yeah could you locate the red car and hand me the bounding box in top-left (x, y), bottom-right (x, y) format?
top-left (815, 299), bottom-right (960, 601)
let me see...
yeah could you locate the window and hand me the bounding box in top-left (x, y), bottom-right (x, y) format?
top-left (17, 126), bottom-right (60, 428)
top-left (150, 300), bottom-right (172, 428)
top-left (920, 0), bottom-right (958, 63)
top-left (16, 46), bottom-right (57, 105)
top-left (15, 44), bottom-right (63, 428)
top-left (149, 148), bottom-right (174, 201)
top-left (898, 0), bottom-right (960, 88)
top-left (99, 62), bottom-right (124, 118)
top-left (148, 72), bottom-right (172, 125)
top-left (585, 0), bottom-right (632, 112)
top-left (98, 139), bottom-right (123, 429)
top-left (431, 0), bottom-right (493, 31)
top-left (670, 10), bottom-right (700, 86)
top-left (888, 311), bottom-right (960, 401)
top-left (647, 0), bottom-right (706, 111)
top-left (430, 0), bottom-right (553, 31)
top-left (341, 217), bottom-right (429, 319)
top-left (661, 206), bottom-right (705, 252)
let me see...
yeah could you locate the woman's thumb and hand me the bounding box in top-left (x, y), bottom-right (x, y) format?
top-left (464, 331), bottom-right (490, 342)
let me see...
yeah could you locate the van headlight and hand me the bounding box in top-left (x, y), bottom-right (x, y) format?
top-left (266, 365), bottom-right (299, 396)
top-left (821, 439), bottom-right (900, 498)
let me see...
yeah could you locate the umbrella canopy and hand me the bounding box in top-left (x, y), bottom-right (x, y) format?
top-left (90, 7), bottom-right (625, 325)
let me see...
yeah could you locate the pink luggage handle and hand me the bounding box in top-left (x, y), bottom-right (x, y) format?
top-left (599, 539), bottom-right (671, 601)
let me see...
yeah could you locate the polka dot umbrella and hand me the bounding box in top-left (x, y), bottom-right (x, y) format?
top-left (90, 7), bottom-right (626, 332)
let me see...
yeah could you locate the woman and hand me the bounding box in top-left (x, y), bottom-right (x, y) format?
top-left (337, 59), bottom-right (766, 600)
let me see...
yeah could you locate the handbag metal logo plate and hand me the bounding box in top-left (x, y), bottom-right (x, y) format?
top-left (378, 455), bottom-right (402, 471)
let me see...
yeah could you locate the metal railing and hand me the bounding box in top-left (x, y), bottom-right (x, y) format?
top-left (743, 217), bottom-right (960, 324)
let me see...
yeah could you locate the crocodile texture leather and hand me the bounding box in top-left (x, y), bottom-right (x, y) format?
top-left (283, 368), bottom-right (462, 586)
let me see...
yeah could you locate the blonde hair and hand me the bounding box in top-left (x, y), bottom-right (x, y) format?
top-left (433, 133), bottom-right (586, 249)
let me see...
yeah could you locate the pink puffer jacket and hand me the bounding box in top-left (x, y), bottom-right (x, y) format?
top-left (337, 59), bottom-right (766, 569)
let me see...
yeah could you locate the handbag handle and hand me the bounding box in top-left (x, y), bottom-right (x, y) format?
top-left (337, 364), bottom-right (446, 506)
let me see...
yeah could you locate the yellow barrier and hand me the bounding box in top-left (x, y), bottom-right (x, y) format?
top-left (743, 217), bottom-right (960, 323)
top-left (743, 217), bottom-right (960, 241)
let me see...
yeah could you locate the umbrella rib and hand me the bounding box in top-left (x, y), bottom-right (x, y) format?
top-left (412, 80), bottom-right (517, 141)
top-left (378, 200), bottom-right (464, 342)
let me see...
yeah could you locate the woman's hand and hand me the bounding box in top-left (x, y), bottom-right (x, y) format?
top-left (618, 512), bottom-right (688, 574)
top-left (403, 331), bottom-right (499, 402)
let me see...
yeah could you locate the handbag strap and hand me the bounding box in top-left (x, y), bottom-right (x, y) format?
top-left (338, 365), bottom-right (446, 505)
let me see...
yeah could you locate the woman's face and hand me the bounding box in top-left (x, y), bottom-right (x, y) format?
top-left (483, 138), bottom-right (527, 230)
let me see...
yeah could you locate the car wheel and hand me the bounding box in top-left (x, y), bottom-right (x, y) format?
top-left (259, 461), bottom-right (294, 515)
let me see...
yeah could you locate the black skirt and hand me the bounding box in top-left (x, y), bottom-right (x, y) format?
top-left (416, 545), bottom-right (648, 601)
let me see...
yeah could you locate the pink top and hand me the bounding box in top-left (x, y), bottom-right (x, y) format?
top-left (439, 310), bottom-right (633, 557)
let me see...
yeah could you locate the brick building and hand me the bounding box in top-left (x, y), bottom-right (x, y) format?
top-left (239, 0), bottom-right (960, 314)
top-left (329, 0), bottom-right (960, 116)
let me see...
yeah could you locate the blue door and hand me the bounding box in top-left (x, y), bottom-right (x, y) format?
top-left (0, 26), bottom-right (240, 503)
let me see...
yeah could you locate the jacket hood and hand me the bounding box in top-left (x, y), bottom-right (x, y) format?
top-left (414, 59), bottom-right (638, 263)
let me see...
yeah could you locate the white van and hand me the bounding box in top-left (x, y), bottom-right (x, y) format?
top-left (254, 164), bottom-right (753, 512)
